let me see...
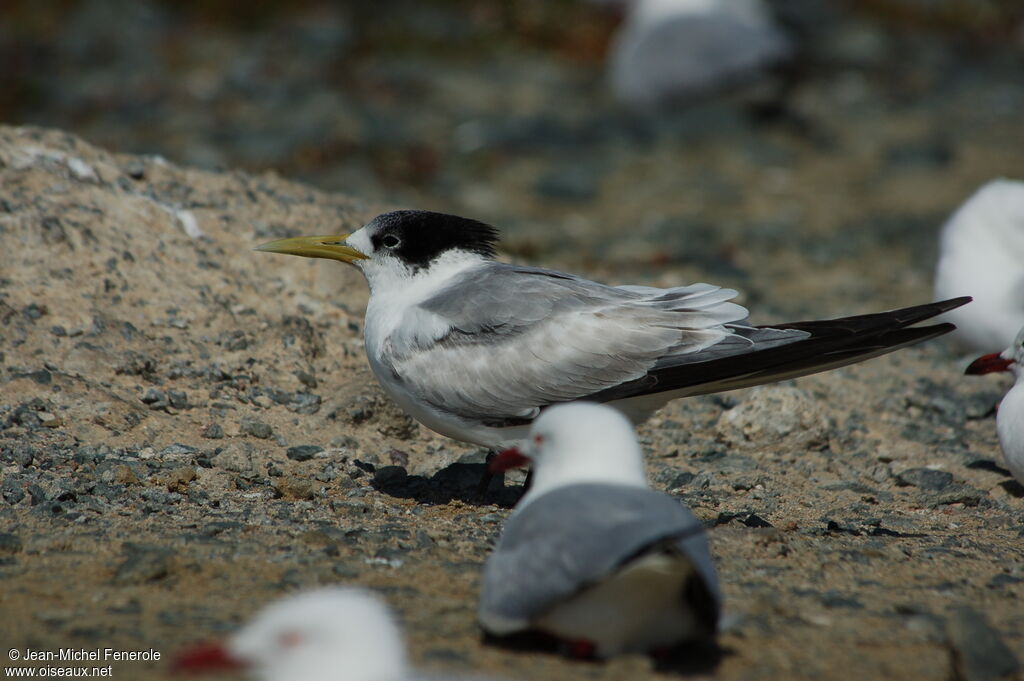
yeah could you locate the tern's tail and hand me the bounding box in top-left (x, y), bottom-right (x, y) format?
top-left (588, 296), bottom-right (971, 402)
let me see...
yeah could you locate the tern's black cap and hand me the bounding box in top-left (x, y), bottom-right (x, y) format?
top-left (367, 210), bottom-right (499, 269)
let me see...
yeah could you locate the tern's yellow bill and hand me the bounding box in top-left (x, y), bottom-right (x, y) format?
top-left (255, 234), bottom-right (368, 263)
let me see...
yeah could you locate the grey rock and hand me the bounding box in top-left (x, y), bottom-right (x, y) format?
top-left (947, 607), bottom-right (1019, 681)
top-left (113, 543), bottom-right (173, 584)
top-left (896, 468), bottom-right (954, 491)
top-left (0, 533), bottom-right (23, 554)
top-left (124, 160), bottom-right (145, 180)
top-left (141, 388), bottom-right (169, 410)
top-left (263, 388), bottom-right (321, 415)
top-left (166, 390), bottom-right (189, 409)
top-left (820, 591), bottom-right (863, 610)
top-left (927, 485), bottom-right (985, 508)
top-left (716, 511), bottom-right (773, 528)
top-left (201, 521), bottom-right (243, 537)
top-left (286, 445), bottom-right (323, 462)
top-left (376, 412), bottom-right (419, 440)
top-left (201, 423), bottom-right (224, 439)
top-left (92, 483), bottom-right (126, 502)
top-left (717, 385), bottom-right (829, 450)
top-left (884, 137), bottom-right (954, 170)
top-left (330, 435), bottom-right (360, 450)
top-left (139, 488), bottom-right (180, 505)
top-left (346, 403), bottom-right (374, 424)
top-left (534, 164), bottom-right (601, 201)
top-left (240, 418), bottom-right (273, 439)
top-left (2, 445), bottom-right (34, 467)
top-left (294, 369), bottom-right (317, 389)
top-left (27, 484), bottom-right (46, 505)
top-left (72, 445), bottom-right (105, 465)
top-left (988, 574), bottom-right (1023, 589)
top-left (159, 443), bottom-right (198, 458)
top-left (456, 450), bottom-right (490, 465)
top-left (212, 442), bottom-right (255, 473)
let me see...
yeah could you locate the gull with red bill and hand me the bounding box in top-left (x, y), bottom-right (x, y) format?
top-left (965, 326), bottom-right (1024, 486)
top-left (175, 587), bottom-right (497, 681)
top-left (478, 402), bottom-right (720, 659)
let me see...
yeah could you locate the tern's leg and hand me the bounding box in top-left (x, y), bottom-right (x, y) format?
top-left (476, 451), bottom-right (531, 500)
top-left (475, 450), bottom-right (498, 498)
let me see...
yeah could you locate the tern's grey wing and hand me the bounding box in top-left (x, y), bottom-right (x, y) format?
top-left (478, 483), bottom-right (720, 633)
top-left (395, 264), bottom-right (754, 422)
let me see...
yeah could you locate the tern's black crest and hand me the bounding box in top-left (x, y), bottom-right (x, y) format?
top-left (369, 210), bottom-right (499, 269)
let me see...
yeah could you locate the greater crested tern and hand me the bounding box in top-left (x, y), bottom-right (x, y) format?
top-left (258, 209), bottom-right (969, 449)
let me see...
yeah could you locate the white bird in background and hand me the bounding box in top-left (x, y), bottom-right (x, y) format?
top-left (934, 178), bottom-right (1024, 353)
top-left (257, 210), bottom-right (968, 451)
top-left (608, 0), bottom-right (792, 108)
top-left (965, 326), bottom-right (1024, 487)
top-left (477, 402), bottom-right (720, 659)
top-left (175, 587), bottom-right (490, 681)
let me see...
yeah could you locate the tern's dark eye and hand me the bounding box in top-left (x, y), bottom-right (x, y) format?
top-left (381, 234), bottom-right (400, 249)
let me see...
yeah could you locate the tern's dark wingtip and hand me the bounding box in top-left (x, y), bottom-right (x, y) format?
top-left (939, 295), bottom-right (972, 312)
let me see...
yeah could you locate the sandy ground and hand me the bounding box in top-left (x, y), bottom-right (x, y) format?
top-left (1, 124), bottom-right (1022, 681)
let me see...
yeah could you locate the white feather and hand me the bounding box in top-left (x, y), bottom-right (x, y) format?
top-left (994, 328), bottom-right (1024, 485)
top-left (935, 179), bottom-right (1024, 353)
top-left (228, 588), bottom-right (408, 681)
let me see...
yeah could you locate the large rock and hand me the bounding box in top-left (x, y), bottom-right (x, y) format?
top-left (0, 125), bottom-right (426, 462)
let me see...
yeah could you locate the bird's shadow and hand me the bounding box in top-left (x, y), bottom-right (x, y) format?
top-left (651, 641), bottom-right (729, 676)
top-left (963, 460), bottom-right (1023, 498)
top-left (481, 631), bottom-right (726, 675)
top-left (370, 461), bottom-right (523, 508)
top-left (1000, 479), bottom-right (1024, 498)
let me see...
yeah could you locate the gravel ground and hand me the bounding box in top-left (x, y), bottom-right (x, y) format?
top-left (2, 2), bottom-right (1024, 680)
top-left (1, 125), bottom-right (1022, 681)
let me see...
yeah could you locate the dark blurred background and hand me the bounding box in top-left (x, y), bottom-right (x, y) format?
top-left (2, 0), bottom-right (1023, 310)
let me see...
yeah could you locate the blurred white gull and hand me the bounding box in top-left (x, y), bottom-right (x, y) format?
top-left (934, 179), bottom-right (1024, 353)
top-left (608, 0), bottom-right (792, 108)
top-left (175, 587), bottom-right (494, 681)
top-left (965, 326), bottom-right (1024, 486)
top-left (478, 402), bottom-right (720, 658)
